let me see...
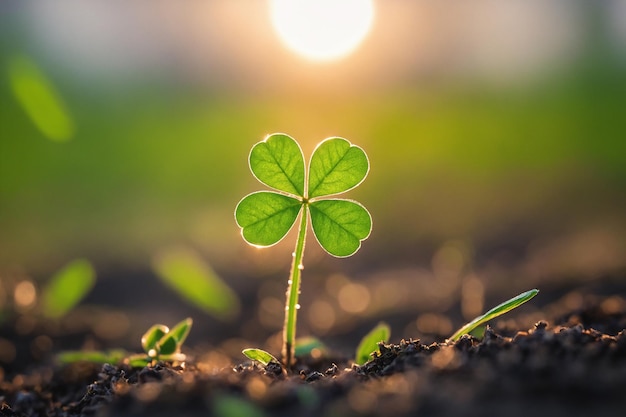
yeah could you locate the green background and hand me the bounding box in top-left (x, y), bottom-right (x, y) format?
top-left (1, 1), bottom-right (625, 347)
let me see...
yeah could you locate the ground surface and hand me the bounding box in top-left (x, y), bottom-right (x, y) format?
top-left (1, 292), bottom-right (625, 417)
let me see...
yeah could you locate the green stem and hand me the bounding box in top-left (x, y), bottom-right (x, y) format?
top-left (282, 204), bottom-right (308, 369)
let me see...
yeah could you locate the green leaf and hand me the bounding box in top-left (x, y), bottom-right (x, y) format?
top-left (41, 259), bottom-right (96, 319)
top-left (56, 349), bottom-right (128, 365)
top-left (242, 348), bottom-right (280, 366)
top-left (309, 199), bottom-right (372, 257)
top-left (355, 322), bottom-right (390, 365)
top-left (235, 191), bottom-right (302, 247)
top-left (157, 332), bottom-right (178, 356)
top-left (449, 289), bottom-right (539, 342)
top-left (141, 324), bottom-right (169, 354)
top-left (152, 248), bottom-right (240, 319)
top-left (249, 133), bottom-right (305, 196)
top-left (168, 317), bottom-right (193, 345)
top-left (308, 137), bottom-right (369, 198)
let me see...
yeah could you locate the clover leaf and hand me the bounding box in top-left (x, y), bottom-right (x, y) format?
top-left (236, 133), bottom-right (371, 257)
top-left (235, 133), bottom-right (372, 369)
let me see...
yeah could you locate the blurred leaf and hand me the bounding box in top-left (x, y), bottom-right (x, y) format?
top-left (308, 137), bottom-right (369, 198)
top-left (355, 322), bottom-right (390, 365)
top-left (235, 191), bottom-right (302, 247)
top-left (56, 349), bottom-right (127, 365)
top-left (449, 289), bottom-right (539, 342)
top-left (242, 348), bottom-right (279, 366)
top-left (309, 199), bottom-right (372, 257)
top-left (42, 259), bottom-right (96, 319)
top-left (7, 55), bottom-right (74, 142)
top-left (141, 324), bottom-right (169, 354)
top-left (213, 395), bottom-right (266, 417)
top-left (294, 336), bottom-right (326, 357)
top-left (152, 248), bottom-right (240, 319)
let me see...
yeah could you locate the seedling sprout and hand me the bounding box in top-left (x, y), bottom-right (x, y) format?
top-left (235, 133), bottom-right (372, 369)
top-left (242, 348), bottom-right (280, 367)
top-left (58, 318), bottom-right (193, 368)
top-left (448, 289), bottom-right (539, 342)
top-left (355, 322), bottom-right (390, 365)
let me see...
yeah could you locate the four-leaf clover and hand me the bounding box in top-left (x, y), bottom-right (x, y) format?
top-left (235, 133), bottom-right (372, 257)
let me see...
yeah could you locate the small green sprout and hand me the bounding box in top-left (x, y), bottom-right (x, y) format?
top-left (58, 318), bottom-right (193, 368)
top-left (355, 322), bottom-right (391, 365)
top-left (242, 348), bottom-right (281, 367)
top-left (449, 289), bottom-right (539, 342)
top-left (235, 133), bottom-right (372, 369)
top-left (127, 317), bottom-right (193, 366)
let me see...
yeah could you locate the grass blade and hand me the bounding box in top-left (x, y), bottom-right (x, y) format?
top-left (449, 289), bottom-right (539, 342)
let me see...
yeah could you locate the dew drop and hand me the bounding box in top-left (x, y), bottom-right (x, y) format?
top-left (295, 304), bottom-right (301, 310)
top-left (292, 252), bottom-right (296, 257)
top-left (298, 264), bottom-right (304, 270)
top-left (288, 280), bottom-right (293, 285)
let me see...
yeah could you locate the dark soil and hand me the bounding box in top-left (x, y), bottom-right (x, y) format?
top-left (1, 296), bottom-right (625, 417)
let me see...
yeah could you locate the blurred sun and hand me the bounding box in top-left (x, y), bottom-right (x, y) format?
top-left (269, 0), bottom-right (375, 62)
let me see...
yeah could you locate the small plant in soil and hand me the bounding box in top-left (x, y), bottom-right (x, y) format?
top-left (235, 133), bottom-right (372, 369)
top-left (448, 288), bottom-right (539, 341)
top-left (353, 291), bottom-right (539, 365)
top-left (57, 318), bottom-right (193, 367)
top-left (355, 322), bottom-right (391, 365)
top-left (127, 317), bottom-right (193, 367)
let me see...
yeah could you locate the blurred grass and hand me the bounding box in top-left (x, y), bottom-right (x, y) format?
top-left (1, 69), bottom-right (625, 271)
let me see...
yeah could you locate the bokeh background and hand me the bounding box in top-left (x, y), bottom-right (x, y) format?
top-left (1, 0), bottom-right (625, 361)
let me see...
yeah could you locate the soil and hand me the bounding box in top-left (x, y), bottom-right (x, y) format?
top-left (1, 293), bottom-right (625, 417)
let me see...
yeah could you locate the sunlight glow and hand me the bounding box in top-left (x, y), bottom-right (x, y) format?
top-left (269, 0), bottom-right (375, 62)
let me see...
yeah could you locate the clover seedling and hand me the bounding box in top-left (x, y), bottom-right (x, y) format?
top-left (448, 289), bottom-right (538, 342)
top-left (236, 133), bottom-right (372, 369)
top-left (127, 317), bottom-right (193, 367)
top-left (58, 318), bottom-right (193, 368)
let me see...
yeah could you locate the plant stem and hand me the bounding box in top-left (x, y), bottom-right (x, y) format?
top-left (282, 204), bottom-right (308, 369)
